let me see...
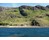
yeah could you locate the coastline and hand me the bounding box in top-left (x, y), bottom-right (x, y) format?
top-left (0, 26), bottom-right (49, 28)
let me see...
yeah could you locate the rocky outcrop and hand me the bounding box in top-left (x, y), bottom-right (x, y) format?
top-left (19, 6), bottom-right (27, 16)
top-left (35, 5), bottom-right (46, 10)
top-left (19, 5), bottom-right (49, 11)
top-left (32, 7), bottom-right (38, 10)
top-left (19, 5), bottom-right (32, 9)
top-left (0, 7), bottom-right (4, 11)
top-left (46, 5), bottom-right (49, 8)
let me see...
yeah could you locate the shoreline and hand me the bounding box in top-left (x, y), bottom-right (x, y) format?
top-left (0, 26), bottom-right (49, 28)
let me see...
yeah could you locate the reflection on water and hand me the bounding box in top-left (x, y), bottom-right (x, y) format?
top-left (0, 28), bottom-right (49, 37)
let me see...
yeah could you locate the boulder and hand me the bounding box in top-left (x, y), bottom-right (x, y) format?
top-left (19, 7), bottom-right (27, 16)
top-left (35, 5), bottom-right (46, 10)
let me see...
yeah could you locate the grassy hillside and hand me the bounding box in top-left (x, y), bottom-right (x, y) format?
top-left (0, 5), bottom-right (49, 26)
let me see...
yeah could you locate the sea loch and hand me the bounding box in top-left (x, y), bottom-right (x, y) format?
top-left (0, 28), bottom-right (49, 37)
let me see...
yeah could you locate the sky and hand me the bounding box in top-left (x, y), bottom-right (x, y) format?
top-left (0, 3), bottom-right (49, 7)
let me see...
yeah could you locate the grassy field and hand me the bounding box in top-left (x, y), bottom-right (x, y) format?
top-left (0, 5), bottom-right (49, 26)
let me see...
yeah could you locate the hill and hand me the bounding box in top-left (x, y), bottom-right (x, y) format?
top-left (0, 5), bottom-right (49, 26)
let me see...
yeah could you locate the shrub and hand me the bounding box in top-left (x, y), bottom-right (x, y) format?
top-left (31, 20), bottom-right (40, 26)
top-left (0, 23), bottom-right (9, 25)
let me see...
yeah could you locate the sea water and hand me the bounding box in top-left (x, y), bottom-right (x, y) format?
top-left (0, 28), bottom-right (49, 37)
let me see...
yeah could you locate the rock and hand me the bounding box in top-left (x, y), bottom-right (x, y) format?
top-left (19, 7), bottom-right (27, 16)
top-left (20, 5), bottom-right (27, 9)
top-left (46, 5), bottom-right (49, 8)
top-left (35, 5), bottom-right (46, 10)
top-left (19, 5), bottom-right (34, 10)
top-left (32, 7), bottom-right (38, 10)
top-left (0, 7), bottom-right (3, 11)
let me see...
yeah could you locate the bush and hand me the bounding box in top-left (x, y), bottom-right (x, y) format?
top-left (8, 14), bottom-right (17, 18)
top-left (13, 10), bottom-right (17, 12)
top-left (31, 20), bottom-right (40, 26)
top-left (0, 23), bottom-right (9, 25)
top-left (46, 14), bottom-right (49, 17)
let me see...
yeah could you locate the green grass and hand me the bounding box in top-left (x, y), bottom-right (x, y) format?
top-left (0, 6), bottom-right (49, 26)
